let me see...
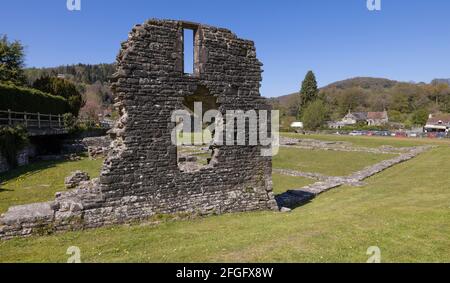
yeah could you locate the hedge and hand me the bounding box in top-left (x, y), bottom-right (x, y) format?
top-left (0, 83), bottom-right (69, 115)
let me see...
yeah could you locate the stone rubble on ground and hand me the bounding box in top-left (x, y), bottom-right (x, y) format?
top-left (64, 171), bottom-right (90, 189)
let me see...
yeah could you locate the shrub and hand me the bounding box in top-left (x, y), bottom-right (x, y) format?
top-left (0, 125), bottom-right (28, 168)
top-left (0, 83), bottom-right (69, 114)
top-left (33, 76), bottom-right (85, 116)
top-left (63, 113), bottom-right (77, 133)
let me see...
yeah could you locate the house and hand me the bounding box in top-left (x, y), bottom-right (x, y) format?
top-left (367, 111), bottom-right (389, 126)
top-left (329, 110), bottom-right (389, 129)
top-left (341, 112), bottom-right (368, 125)
top-left (424, 114), bottom-right (450, 133)
top-left (290, 122), bottom-right (304, 133)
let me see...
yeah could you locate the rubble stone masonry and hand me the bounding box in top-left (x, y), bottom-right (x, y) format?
top-left (0, 19), bottom-right (278, 240)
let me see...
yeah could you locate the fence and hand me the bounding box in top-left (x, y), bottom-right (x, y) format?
top-left (0, 109), bottom-right (63, 129)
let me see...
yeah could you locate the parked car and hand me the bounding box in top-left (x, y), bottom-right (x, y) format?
top-left (349, 131), bottom-right (363, 136)
top-left (394, 132), bottom-right (407, 138)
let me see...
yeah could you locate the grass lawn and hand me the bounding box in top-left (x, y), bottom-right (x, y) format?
top-left (0, 156), bottom-right (104, 214)
top-left (273, 147), bottom-right (395, 176)
top-left (272, 173), bottom-right (314, 195)
top-left (0, 135), bottom-right (449, 262)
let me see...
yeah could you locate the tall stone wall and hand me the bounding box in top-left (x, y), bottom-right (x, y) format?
top-left (0, 19), bottom-right (277, 240)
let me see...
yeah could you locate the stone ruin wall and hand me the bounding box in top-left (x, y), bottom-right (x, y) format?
top-left (0, 19), bottom-right (278, 240)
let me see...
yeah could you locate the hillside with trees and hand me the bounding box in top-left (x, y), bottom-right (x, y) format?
top-left (272, 75), bottom-right (450, 130)
top-left (1, 34), bottom-right (110, 124)
top-left (24, 63), bottom-right (115, 121)
top-left (25, 63), bottom-right (115, 85)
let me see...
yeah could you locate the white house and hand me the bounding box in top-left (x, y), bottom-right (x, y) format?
top-left (424, 114), bottom-right (450, 133)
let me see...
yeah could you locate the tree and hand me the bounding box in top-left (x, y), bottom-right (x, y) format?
top-left (0, 35), bottom-right (27, 86)
top-left (302, 100), bottom-right (328, 131)
top-left (33, 76), bottom-right (85, 116)
top-left (337, 87), bottom-right (366, 116)
top-left (298, 71), bottom-right (319, 117)
top-left (411, 109), bottom-right (429, 126)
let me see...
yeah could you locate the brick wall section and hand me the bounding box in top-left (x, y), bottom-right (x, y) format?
top-left (0, 19), bottom-right (277, 239)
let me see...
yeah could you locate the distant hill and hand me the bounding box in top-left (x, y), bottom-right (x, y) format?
top-left (322, 77), bottom-right (398, 90)
top-left (274, 77), bottom-right (399, 108)
top-left (24, 63), bottom-right (116, 85)
top-left (431, 78), bottom-right (450, 85)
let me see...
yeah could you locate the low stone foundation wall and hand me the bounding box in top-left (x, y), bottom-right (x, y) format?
top-left (276, 145), bottom-right (433, 209)
top-left (0, 145), bottom-right (36, 174)
top-left (280, 137), bottom-right (412, 154)
top-left (0, 153), bottom-right (8, 173)
top-left (62, 136), bottom-right (112, 156)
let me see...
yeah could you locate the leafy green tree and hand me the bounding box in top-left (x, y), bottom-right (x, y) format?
top-left (302, 100), bottom-right (328, 131)
top-left (0, 35), bottom-right (27, 86)
top-left (298, 71), bottom-right (319, 117)
top-left (411, 109), bottom-right (429, 126)
top-left (33, 76), bottom-right (85, 116)
top-left (337, 87), bottom-right (366, 116)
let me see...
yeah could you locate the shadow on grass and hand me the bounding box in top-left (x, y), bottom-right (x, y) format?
top-left (0, 158), bottom-right (72, 189)
top-left (275, 190), bottom-right (315, 210)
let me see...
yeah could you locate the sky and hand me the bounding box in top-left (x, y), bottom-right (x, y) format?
top-left (1, 0), bottom-right (450, 97)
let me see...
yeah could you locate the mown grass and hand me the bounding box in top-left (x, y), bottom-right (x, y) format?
top-left (273, 147), bottom-right (395, 176)
top-left (272, 173), bottom-right (314, 194)
top-left (0, 135), bottom-right (449, 262)
top-left (0, 156), bottom-right (104, 213)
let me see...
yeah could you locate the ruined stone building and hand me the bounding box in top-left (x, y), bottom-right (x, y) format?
top-left (0, 19), bottom-right (277, 239)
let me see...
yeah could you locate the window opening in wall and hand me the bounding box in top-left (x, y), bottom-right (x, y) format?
top-left (177, 86), bottom-right (219, 172)
top-left (183, 28), bottom-right (195, 74)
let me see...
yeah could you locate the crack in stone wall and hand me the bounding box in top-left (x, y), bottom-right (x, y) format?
top-left (0, 19), bottom-right (277, 240)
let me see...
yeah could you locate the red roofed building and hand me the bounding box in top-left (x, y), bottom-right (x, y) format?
top-left (367, 111), bottom-right (389, 126)
top-left (424, 114), bottom-right (450, 133)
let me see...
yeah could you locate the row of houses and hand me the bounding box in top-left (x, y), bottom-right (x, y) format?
top-left (296, 111), bottom-right (450, 133)
top-left (328, 110), bottom-right (389, 129)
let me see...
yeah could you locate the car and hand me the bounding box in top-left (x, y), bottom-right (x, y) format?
top-left (395, 132), bottom-right (407, 138)
top-left (349, 131), bottom-right (363, 136)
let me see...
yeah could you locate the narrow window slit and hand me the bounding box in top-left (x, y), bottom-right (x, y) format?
top-left (183, 29), bottom-right (195, 75)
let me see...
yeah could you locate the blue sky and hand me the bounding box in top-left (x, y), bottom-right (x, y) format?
top-left (1, 0), bottom-right (450, 97)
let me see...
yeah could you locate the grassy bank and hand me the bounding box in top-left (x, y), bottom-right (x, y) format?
top-left (0, 135), bottom-right (449, 262)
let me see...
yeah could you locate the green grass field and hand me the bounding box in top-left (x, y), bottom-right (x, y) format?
top-left (0, 134), bottom-right (449, 262)
top-left (272, 173), bottom-right (314, 194)
top-left (273, 147), bottom-right (395, 176)
top-left (0, 156), bottom-right (104, 213)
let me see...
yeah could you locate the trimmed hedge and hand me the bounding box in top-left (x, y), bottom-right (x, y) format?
top-left (0, 83), bottom-right (69, 114)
